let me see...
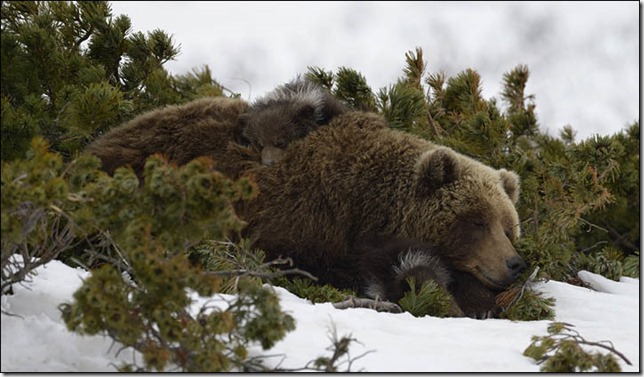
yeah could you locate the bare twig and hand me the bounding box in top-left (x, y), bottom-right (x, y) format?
top-left (602, 222), bottom-right (639, 253)
top-left (497, 266), bottom-right (541, 311)
top-left (579, 241), bottom-right (608, 253)
top-left (550, 326), bottom-right (632, 366)
top-left (205, 256), bottom-right (317, 281)
top-left (333, 296), bottom-right (403, 313)
top-left (531, 323), bottom-right (632, 368)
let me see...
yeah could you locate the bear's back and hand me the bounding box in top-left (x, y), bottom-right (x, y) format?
top-left (85, 97), bottom-right (252, 177)
top-left (270, 112), bottom-right (434, 215)
top-left (240, 112), bottom-right (438, 288)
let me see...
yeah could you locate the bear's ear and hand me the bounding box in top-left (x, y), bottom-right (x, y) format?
top-left (415, 148), bottom-right (461, 196)
top-left (499, 169), bottom-right (520, 204)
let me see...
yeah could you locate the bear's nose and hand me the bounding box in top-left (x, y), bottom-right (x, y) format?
top-left (506, 256), bottom-right (526, 280)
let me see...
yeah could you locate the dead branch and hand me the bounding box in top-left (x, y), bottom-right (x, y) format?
top-left (333, 296), bottom-right (402, 313)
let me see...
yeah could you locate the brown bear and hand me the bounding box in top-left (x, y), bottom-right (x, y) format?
top-left (238, 76), bottom-right (348, 166)
top-left (238, 111), bottom-right (526, 314)
top-left (85, 96), bottom-right (259, 180)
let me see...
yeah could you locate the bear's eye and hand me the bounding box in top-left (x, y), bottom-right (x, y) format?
top-left (472, 220), bottom-right (486, 230)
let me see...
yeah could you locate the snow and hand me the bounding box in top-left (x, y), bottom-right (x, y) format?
top-left (1, 259), bottom-right (639, 372)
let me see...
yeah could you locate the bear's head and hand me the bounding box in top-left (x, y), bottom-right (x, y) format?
top-left (407, 147), bottom-right (526, 290)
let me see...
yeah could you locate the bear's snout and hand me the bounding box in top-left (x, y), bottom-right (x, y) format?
top-left (261, 146), bottom-right (284, 166)
top-left (506, 255), bottom-right (526, 281)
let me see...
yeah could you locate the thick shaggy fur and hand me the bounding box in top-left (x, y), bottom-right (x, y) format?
top-left (238, 77), bottom-right (348, 166)
top-left (357, 236), bottom-right (501, 318)
top-left (238, 111), bottom-right (526, 294)
top-left (358, 237), bottom-right (452, 302)
top-left (85, 97), bottom-right (259, 179)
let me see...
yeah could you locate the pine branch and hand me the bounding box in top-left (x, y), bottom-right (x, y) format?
top-left (524, 322), bottom-right (631, 372)
top-left (497, 266), bottom-right (540, 310)
top-left (206, 262), bottom-right (317, 281)
top-left (601, 222), bottom-right (639, 253)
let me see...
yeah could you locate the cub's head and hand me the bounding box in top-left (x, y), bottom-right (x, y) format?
top-left (410, 147), bottom-right (526, 290)
top-left (238, 102), bottom-right (320, 166)
top-left (238, 78), bottom-right (346, 166)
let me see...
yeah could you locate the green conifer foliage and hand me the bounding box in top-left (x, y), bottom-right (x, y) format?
top-left (275, 276), bottom-right (355, 304)
top-left (174, 65), bottom-right (226, 99)
top-left (1, 1), bottom-right (224, 161)
top-left (305, 66), bottom-right (335, 91)
top-left (334, 67), bottom-right (376, 111)
top-left (574, 246), bottom-right (626, 281)
top-left (306, 66), bottom-right (376, 111)
top-left (57, 155), bottom-right (293, 372)
top-left (499, 289), bottom-right (555, 321)
top-left (373, 47), bottom-right (431, 134)
top-left (377, 81), bottom-right (428, 132)
top-left (398, 277), bottom-right (453, 318)
top-left (2, 1), bottom-right (127, 159)
top-left (1, 136), bottom-right (92, 293)
top-left (575, 123), bottom-right (640, 262)
top-left (622, 250), bottom-right (640, 278)
top-left (189, 239), bottom-right (268, 294)
top-left (523, 322), bottom-right (629, 372)
top-left (502, 65), bottom-right (540, 139)
top-left (3, 137), bottom-right (294, 371)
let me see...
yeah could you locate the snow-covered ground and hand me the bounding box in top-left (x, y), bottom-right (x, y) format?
top-left (1, 259), bottom-right (639, 372)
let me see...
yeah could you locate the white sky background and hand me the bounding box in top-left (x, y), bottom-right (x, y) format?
top-left (109, 1), bottom-right (639, 141)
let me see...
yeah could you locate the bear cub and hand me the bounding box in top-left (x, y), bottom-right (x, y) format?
top-left (238, 76), bottom-right (348, 166)
top-left (357, 236), bottom-right (503, 318)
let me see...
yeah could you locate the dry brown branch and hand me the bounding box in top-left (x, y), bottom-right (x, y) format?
top-left (333, 296), bottom-right (403, 313)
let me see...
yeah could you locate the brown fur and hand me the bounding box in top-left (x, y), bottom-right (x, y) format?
top-left (238, 111), bottom-right (525, 292)
top-left (356, 236), bottom-right (504, 318)
top-left (355, 237), bottom-right (462, 316)
top-left (448, 269), bottom-right (500, 318)
top-left (238, 78), bottom-right (348, 166)
top-left (85, 97), bottom-right (260, 180)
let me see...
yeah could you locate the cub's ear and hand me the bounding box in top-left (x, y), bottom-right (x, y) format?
top-left (295, 103), bottom-right (316, 120)
top-left (317, 97), bottom-right (347, 124)
top-left (236, 113), bottom-right (252, 145)
top-left (499, 169), bottom-right (520, 204)
top-left (415, 147), bottom-right (461, 196)
top-left (237, 113), bottom-right (251, 127)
